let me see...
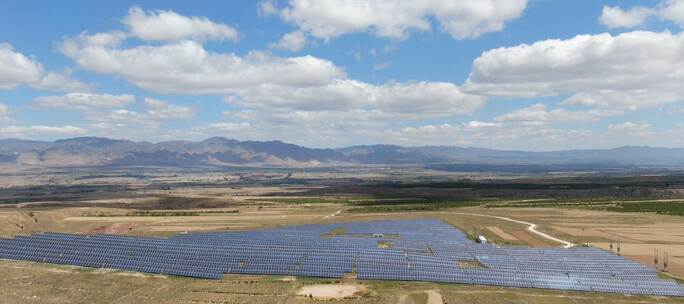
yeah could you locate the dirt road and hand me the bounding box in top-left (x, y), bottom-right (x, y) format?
top-left (453, 212), bottom-right (574, 248)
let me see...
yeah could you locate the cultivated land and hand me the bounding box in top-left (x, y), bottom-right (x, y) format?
top-left (1, 168), bottom-right (684, 303)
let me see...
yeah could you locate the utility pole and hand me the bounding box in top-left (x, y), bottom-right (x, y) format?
top-left (664, 251), bottom-right (669, 272)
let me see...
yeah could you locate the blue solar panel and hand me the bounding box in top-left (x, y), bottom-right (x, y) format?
top-left (0, 219), bottom-right (683, 296)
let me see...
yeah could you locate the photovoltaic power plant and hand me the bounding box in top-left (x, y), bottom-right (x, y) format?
top-left (1, 219), bottom-right (683, 296)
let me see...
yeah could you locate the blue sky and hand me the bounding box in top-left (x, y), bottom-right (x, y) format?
top-left (1, 0), bottom-right (684, 150)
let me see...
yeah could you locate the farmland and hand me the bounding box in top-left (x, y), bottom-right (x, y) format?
top-left (1, 168), bottom-right (684, 303)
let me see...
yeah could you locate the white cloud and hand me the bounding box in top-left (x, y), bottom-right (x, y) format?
top-left (229, 80), bottom-right (483, 117)
top-left (386, 120), bottom-right (684, 150)
top-left (144, 98), bottom-right (197, 120)
top-left (257, 1), bottom-right (279, 18)
top-left (661, 0), bottom-right (684, 26)
top-left (390, 122), bottom-right (593, 149)
top-left (30, 93), bottom-right (197, 130)
top-left (608, 122), bottom-right (654, 137)
top-left (0, 43), bottom-right (91, 92)
top-left (200, 109), bottom-right (392, 147)
top-left (61, 30), bottom-right (481, 118)
top-left (34, 93), bottom-right (135, 110)
top-left (465, 31), bottom-right (684, 110)
top-left (0, 125), bottom-right (87, 137)
top-left (85, 109), bottom-right (152, 126)
top-left (207, 122), bottom-right (252, 131)
top-left (374, 82), bottom-right (484, 117)
top-left (123, 6), bottom-right (238, 42)
top-left (495, 103), bottom-right (623, 124)
top-left (464, 121), bottom-right (503, 129)
top-left (228, 79), bottom-right (371, 111)
top-left (60, 34), bottom-right (345, 94)
top-left (600, 6), bottom-right (653, 29)
top-left (599, 1), bottom-right (684, 29)
top-left (0, 43), bottom-right (43, 89)
top-left (279, 0), bottom-right (527, 40)
top-left (269, 31), bottom-right (308, 51)
top-left (54, 9), bottom-right (487, 144)
top-left (32, 71), bottom-right (93, 92)
top-left (83, 98), bottom-right (197, 129)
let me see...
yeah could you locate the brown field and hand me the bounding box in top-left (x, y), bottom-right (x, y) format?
top-left (487, 226), bottom-right (518, 241)
top-left (1, 185), bottom-right (684, 303)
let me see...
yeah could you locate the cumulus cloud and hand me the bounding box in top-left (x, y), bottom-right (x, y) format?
top-left (0, 43), bottom-right (42, 89)
top-left (33, 93), bottom-right (135, 110)
top-left (278, 0), bottom-right (527, 40)
top-left (85, 109), bottom-right (153, 127)
top-left (229, 80), bottom-right (483, 117)
top-left (374, 82), bottom-right (484, 117)
top-left (599, 0), bottom-right (684, 29)
top-left (495, 103), bottom-right (623, 124)
top-left (257, 1), bottom-right (279, 18)
top-left (123, 6), bottom-right (238, 42)
top-left (60, 34), bottom-right (345, 94)
top-left (32, 71), bottom-right (93, 92)
top-left (83, 97), bottom-right (197, 129)
top-left (29, 92), bottom-right (196, 130)
top-left (600, 6), bottom-right (653, 29)
top-left (661, 0), bottom-right (684, 26)
top-left (269, 31), bottom-right (308, 52)
top-left (60, 28), bottom-right (481, 119)
top-left (53, 7), bottom-right (489, 145)
top-left (0, 43), bottom-right (91, 91)
top-left (465, 31), bottom-right (684, 110)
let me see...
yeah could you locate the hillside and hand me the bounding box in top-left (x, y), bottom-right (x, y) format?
top-left (1, 137), bottom-right (683, 170)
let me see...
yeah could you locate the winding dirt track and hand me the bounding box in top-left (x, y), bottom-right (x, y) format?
top-left (453, 212), bottom-right (575, 248)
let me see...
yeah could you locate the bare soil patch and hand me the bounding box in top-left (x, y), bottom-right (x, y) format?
top-left (296, 284), bottom-right (365, 299)
top-left (487, 226), bottom-right (518, 241)
top-left (89, 223), bottom-right (135, 234)
top-left (509, 230), bottom-right (552, 247)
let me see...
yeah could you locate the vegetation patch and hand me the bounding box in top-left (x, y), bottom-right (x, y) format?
top-left (488, 199), bottom-right (684, 216)
top-left (349, 200), bottom-right (485, 212)
top-left (599, 201), bottom-right (684, 216)
top-left (83, 210), bottom-right (240, 217)
top-left (458, 259), bottom-right (487, 269)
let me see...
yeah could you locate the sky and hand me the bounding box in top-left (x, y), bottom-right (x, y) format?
top-left (1, 0), bottom-right (684, 150)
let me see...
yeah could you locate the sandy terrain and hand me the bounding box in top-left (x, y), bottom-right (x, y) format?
top-left (510, 230), bottom-right (552, 247)
top-left (297, 284), bottom-right (365, 299)
top-left (398, 290), bottom-right (443, 304)
top-left (487, 226), bottom-right (518, 241)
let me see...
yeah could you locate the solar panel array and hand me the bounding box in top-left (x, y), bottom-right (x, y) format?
top-left (1, 219), bottom-right (683, 297)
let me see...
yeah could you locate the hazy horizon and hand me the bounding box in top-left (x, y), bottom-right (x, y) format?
top-left (2, 135), bottom-right (683, 152)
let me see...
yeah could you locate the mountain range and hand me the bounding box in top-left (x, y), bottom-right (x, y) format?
top-left (1, 136), bottom-right (683, 170)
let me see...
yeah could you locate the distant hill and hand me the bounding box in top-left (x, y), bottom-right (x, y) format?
top-left (1, 136), bottom-right (684, 171)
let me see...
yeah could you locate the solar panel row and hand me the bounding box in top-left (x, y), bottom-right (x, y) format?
top-left (0, 219), bottom-right (683, 297)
